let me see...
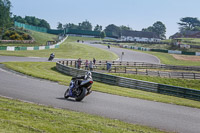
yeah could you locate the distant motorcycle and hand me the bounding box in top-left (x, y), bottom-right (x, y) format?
top-left (48, 53), bottom-right (55, 61)
top-left (64, 71), bottom-right (93, 101)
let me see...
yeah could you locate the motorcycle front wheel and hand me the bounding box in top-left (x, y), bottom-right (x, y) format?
top-left (64, 88), bottom-right (70, 99)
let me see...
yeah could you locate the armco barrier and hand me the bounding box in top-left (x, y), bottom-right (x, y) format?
top-left (56, 61), bottom-right (200, 101)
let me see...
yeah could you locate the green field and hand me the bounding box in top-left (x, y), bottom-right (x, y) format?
top-left (30, 30), bottom-right (58, 45)
top-left (0, 97), bottom-right (166, 133)
top-left (178, 38), bottom-right (200, 45)
top-left (3, 62), bottom-right (200, 109)
top-left (0, 36), bottom-right (118, 60)
top-left (110, 73), bottom-right (200, 90)
top-left (145, 51), bottom-right (200, 66)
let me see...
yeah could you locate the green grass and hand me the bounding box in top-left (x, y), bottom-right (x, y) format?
top-left (2, 62), bottom-right (200, 109)
top-left (0, 37), bottom-right (118, 60)
top-left (145, 51), bottom-right (200, 66)
top-left (30, 30), bottom-right (58, 45)
top-left (178, 38), bottom-right (200, 45)
top-left (0, 97), bottom-right (166, 133)
top-left (109, 73), bottom-right (200, 90)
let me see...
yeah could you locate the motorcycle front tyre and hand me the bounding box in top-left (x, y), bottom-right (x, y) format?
top-left (64, 88), bottom-right (70, 99)
top-left (75, 87), bottom-right (86, 101)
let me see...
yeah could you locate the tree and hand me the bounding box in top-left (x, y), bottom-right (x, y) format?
top-left (100, 31), bottom-right (106, 38)
top-left (64, 23), bottom-right (79, 29)
top-left (152, 21), bottom-right (166, 39)
top-left (178, 17), bottom-right (200, 31)
top-left (57, 22), bottom-right (63, 30)
top-left (79, 20), bottom-right (92, 31)
top-left (104, 24), bottom-right (121, 38)
top-left (142, 26), bottom-right (154, 32)
top-left (13, 15), bottom-right (50, 29)
top-left (142, 21), bottom-right (166, 39)
top-left (94, 24), bottom-right (102, 31)
top-left (120, 25), bottom-right (132, 31)
top-left (39, 19), bottom-right (50, 29)
top-left (0, 0), bottom-right (12, 39)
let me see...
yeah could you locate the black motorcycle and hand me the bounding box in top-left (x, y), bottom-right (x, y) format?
top-left (48, 53), bottom-right (55, 61)
top-left (64, 72), bottom-right (93, 101)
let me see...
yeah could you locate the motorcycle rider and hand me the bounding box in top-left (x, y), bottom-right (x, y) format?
top-left (72, 71), bottom-right (92, 95)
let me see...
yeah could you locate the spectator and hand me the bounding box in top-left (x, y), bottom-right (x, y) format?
top-left (89, 61), bottom-right (93, 71)
top-left (93, 58), bottom-right (96, 65)
top-left (77, 58), bottom-right (82, 69)
top-left (85, 60), bottom-right (89, 70)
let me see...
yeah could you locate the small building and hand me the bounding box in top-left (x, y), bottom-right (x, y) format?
top-left (120, 30), bottom-right (161, 42)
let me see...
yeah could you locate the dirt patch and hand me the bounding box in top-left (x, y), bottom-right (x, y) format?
top-left (172, 54), bottom-right (200, 61)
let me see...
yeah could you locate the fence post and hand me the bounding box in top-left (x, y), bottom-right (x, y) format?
top-left (146, 69), bottom-right (148, 75)
top-left (136, 68), bottom-right (138, 74)
top-left (158, 71), bottom-right (160, 77)
top-left (125, 67), bottom-right (126, 73)
top-left (62, 61), bottom-right (64, 65)
top-left (182, 73), bottom-right (184, 79)
top-left (67, 61), bottom-right (68, 66)
top-left (193, 73), bottom-right (196, 79)
top-left (115, 67), bottom-right (117, 73)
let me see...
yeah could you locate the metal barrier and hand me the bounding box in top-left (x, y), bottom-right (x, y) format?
top-left (56, 61), bottom-right (200, 101)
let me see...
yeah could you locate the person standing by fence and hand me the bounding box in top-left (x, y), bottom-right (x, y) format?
top-left (89, 61), bottom-right (93, 71)
top-left (77, 58), bottom-right (82, 69)
top-left (93, 58), bottom-right (96, 65)
top-left (85, 60), bottom-right (89, 70)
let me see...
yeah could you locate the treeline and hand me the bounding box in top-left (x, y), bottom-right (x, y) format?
top-left (13, 15), bottom-right (50, 29)
top-left (57, 20), bottom-right (166, 39)
top-left (0, 0), bottom-right (51, 40)
top-left (178, 17), bottom-right (200, 32)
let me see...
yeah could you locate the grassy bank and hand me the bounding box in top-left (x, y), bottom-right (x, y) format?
top-left (109, 73), bottom-right (200, 90)
top-left (30, 30), bottom-right (57, 45)
top-left (3, 62), bottom-right (200, 109)
top-left (145, 51), bottom-right (200, 66)
top-left (0, 37), bottom-right (118, 60)
top-left (0, 30), bottom-right (57, 47)
top-left (0, 97), bottom-right (166, 133)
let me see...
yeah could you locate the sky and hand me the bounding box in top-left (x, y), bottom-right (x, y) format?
top-left (9, 0), bottom-right (200, 38)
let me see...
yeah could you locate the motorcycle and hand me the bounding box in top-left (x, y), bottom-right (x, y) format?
top-left (64, 72), bottom-right (93, 101)
top-left (48, 53), bottom-right (55, 61)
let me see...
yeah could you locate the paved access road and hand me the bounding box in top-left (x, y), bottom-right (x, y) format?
top-left (84, 42), bottom-right (160, 64)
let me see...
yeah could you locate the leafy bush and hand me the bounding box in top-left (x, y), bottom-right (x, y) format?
top-left (2, 29), bottom-right (32, 40)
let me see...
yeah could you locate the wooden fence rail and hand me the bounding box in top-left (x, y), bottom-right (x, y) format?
top-left (61, 60), bottom-right (200, 71)
top-left (60, 60), bottom-right (200, 79)
top-left (56, 61), bottom-right (200, 101)
top-left (111, 67), bottom-right (200, 79)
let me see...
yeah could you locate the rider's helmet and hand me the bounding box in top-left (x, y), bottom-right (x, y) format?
top-left (85, 71), bottom-right (92, 79)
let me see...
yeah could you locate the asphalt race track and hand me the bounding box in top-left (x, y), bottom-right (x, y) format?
top-left (84, 41), bottom-right (160, 64)
top-left (0, 50), bottom-right (200, 133)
